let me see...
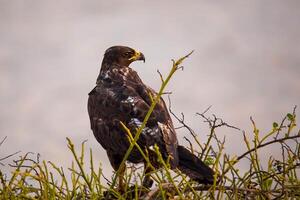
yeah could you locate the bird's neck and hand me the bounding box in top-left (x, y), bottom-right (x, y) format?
top-left (100, 60), bottom-right (128, 72)
top-left (97, 62), bottom-right (134, 85)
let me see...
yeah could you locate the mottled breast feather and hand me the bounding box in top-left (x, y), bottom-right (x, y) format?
top-left (88, 63), bottom-right (179, 168)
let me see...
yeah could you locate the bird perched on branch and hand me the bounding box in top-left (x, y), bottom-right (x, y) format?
top-left (88, 46), bottom-right (214, 191)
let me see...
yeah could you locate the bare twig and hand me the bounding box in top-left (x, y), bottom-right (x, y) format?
top-left (236, 134), bottom-right (300, 162)
top-left (0, 136), bottom-right (7, 146)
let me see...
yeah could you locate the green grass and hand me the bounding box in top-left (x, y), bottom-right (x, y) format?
top-left (1, 53), bottom-right (299, 199)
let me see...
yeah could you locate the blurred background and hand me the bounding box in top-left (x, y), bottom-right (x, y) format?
top-left (1, 1), bottom-right (299, 179)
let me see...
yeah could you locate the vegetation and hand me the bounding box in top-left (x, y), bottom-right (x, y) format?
top-left (0, 53), bottom-right (299, 199)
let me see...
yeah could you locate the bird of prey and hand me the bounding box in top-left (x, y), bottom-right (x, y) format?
top-left (88, 46), bottom-right (214, 191)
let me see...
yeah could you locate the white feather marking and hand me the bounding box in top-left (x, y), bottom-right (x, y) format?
top-left (121, 96), bottom-right (135, 106)
top-left (103, 72), bottom-right (110, 79)
top-left (126, 96), bottom-right (135, 103)
top-left (149, 145), bottom-right (154, 150)
top-left (130, 118), bottom-right (142, 126)
top-left (157, 122), bottom-right (165, 128)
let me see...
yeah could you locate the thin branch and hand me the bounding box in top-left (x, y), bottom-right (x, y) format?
top-left (236, 134), bottom-right (300, 162)
top-left (0, 136), bottom-right (7, 146)
top-left (0, 151), bottom-right (21, 162)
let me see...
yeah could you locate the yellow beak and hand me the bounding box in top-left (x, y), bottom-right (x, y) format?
top-left (129, 50), bottom-right (145, 62)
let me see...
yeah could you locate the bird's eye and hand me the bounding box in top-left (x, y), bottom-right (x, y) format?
top-left (123, 52), bottom-right (131, 57)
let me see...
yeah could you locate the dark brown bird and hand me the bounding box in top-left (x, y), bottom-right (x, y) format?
top-left (88, 46), bottom-right (214, 190)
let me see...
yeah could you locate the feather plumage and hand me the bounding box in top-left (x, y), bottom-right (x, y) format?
top-left (88, 46), bottom-right (214, 188)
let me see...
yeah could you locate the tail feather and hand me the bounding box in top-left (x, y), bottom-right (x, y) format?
top-left (177, 145), bottom-right (214, 184)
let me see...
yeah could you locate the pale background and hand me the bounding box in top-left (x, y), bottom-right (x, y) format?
top-left (1, 1), bottom-right (299, 179)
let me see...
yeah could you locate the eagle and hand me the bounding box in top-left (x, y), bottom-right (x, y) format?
top-left (88, 46), bottom-right (214, 191)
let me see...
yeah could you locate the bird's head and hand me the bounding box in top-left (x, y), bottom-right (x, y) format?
top-left (103, 46), bottom-right (145, 67)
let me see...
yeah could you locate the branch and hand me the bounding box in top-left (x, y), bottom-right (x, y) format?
top-left (236, 134), bottom-right (300, 162)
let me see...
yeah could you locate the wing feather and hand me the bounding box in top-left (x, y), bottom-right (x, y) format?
top-left (88, 67), bottom-right (178, 167)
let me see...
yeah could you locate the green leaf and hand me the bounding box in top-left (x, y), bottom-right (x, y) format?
top-left (287, 113), bottom-right (294, 121)
top-left (262, 178), bottom-right (273, 190)
top-left (204, 156), bottom-right (215, 165)
top-left (273, 122), bottom-right (278, 128)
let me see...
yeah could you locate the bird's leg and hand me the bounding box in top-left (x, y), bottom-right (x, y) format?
top-left (118, 163), bottom-right (126, 193)
top-left (107, 151), bottom-right (127, 193)
top-left (142, 162), bottom-right (154, 188)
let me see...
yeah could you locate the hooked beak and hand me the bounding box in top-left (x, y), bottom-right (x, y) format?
top-left (129, 50), bottom-right (145, 63)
